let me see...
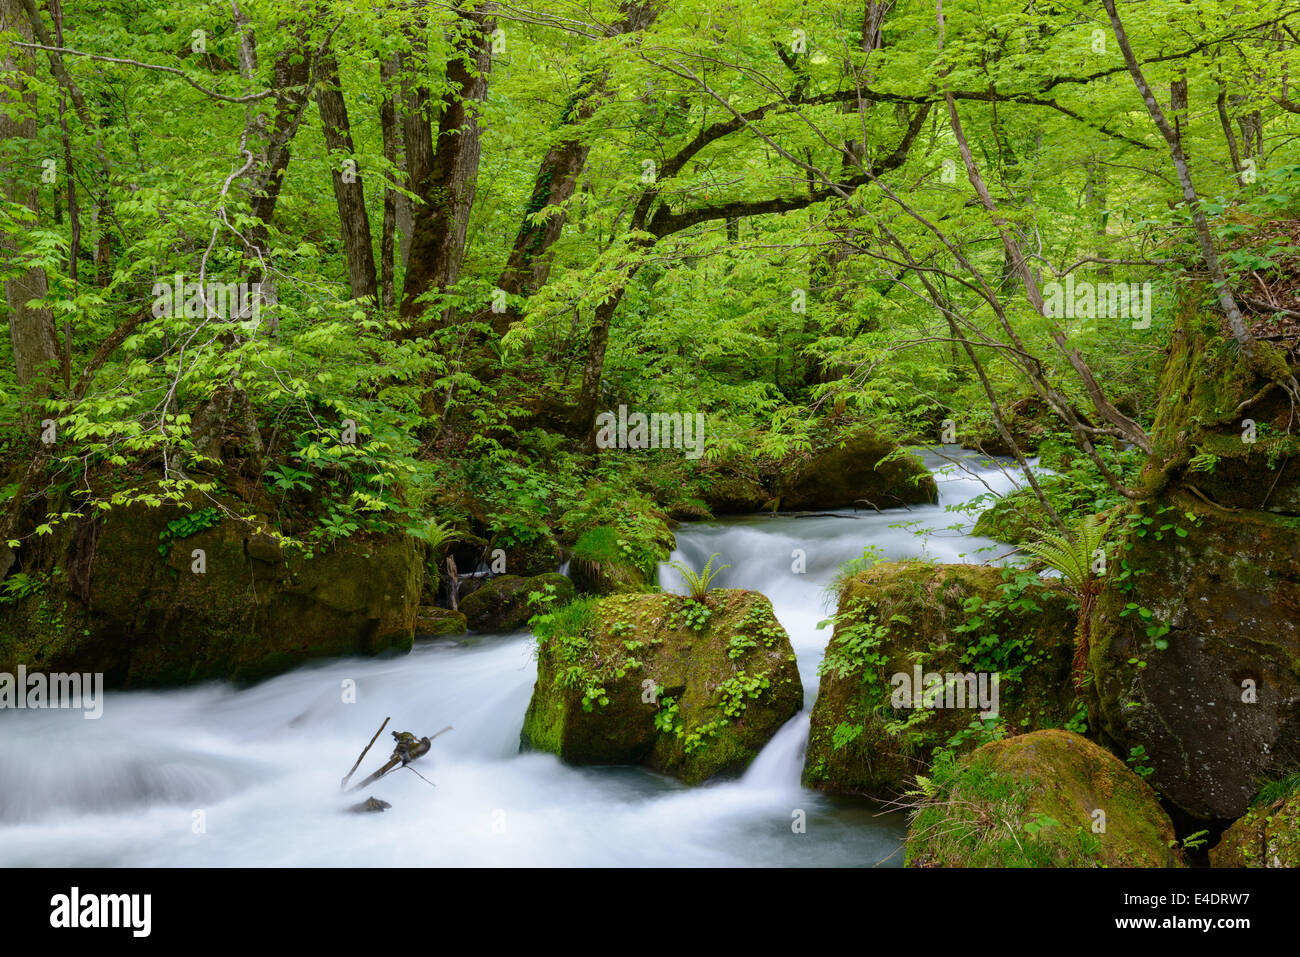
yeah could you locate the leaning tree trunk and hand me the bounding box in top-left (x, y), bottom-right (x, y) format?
top-left (317, 46), bottom-right (377, 303)
top-left (489, 2), bottom-right (659, 337)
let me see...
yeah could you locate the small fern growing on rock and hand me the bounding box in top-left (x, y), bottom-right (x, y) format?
top-left (668, 552), bottom-right (730, 600)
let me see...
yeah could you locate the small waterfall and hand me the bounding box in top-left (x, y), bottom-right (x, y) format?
top-left (741, 714), bottom-right (811, 790)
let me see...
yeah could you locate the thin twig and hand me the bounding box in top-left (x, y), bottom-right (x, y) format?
top-left (14, 41), bottom-right (275, 103)
top-left (404, 765), bottom-right (438, 789)
top-left (340, 717), bottom-right (390, 791)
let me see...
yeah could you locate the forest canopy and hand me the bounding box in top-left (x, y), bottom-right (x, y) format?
top-left (1, 0), bottom-right (1298, 564)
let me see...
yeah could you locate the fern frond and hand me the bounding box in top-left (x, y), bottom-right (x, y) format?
top-left (1020, 512), bottom-right (1116, 592)
top-left (669, 552), bottom-right (730, 599)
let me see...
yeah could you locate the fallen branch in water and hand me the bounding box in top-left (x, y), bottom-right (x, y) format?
top-left (345, 726), bottom-right (453, 794)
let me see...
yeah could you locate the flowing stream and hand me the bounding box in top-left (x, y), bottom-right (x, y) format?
top-left (0, 446), bottom-right (1027, 866)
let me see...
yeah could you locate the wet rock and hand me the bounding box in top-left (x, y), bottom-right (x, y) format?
top-left (565, 518), bottom-right (675, 597)
top-left (459, 573), bottom-right (574, 632)
top-left (521, 590), bottom-right (802, 784)
top-left (0, 497), bottom-right (424, 686)
top-left (1089, 299), bottom-right (1300, 819)
top-left (348, 797), bottom-right (392, 814)
top-left (776, 429), bottom-right (936, 510)
top-left (415, 606), bottom-right (468, 638)
top-left (803, 562), bottom-right (1077, 797)
top-left (1210, 789), bottom-right (1300, 867)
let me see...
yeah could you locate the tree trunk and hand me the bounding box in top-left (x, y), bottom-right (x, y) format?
top-left (577, 285), bottom-right (629, 450)
top-left (397, 8), bottom-right (493, 334)
top-left (243, 23), bottom-right (314, 329)
top-left (317, 48), bottom-right (378, 302)
top-left (490, 3), bottom-right (658, 337)
top-left (0, 0), bottom-right (61, 396)
top-left (379, 55), bottom-right (401, 311)
top-left (491, 102), bottom-right (597, 335)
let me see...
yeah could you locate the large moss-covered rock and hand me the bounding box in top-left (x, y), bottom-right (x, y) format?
top-left (777, 430), bottom-right (936, 510)
top-left (906, 730), bottom-right (1183, 867)
top-left (1210, 790), bottom-right (1300, 867)
top-left (0, 500), bottom-right (424, 686)
top-left (1090, 297), bottom-right (1300, 820)
top-left (803, 562), bottom-right (1078, 797)
top-left (521, 590), bottom-right (802, 784)
top-left (693, 465), bottom-right (770, 514)
top-left (1091, 495), bottom-right (1300, 819)
top-left (459, 573), bottom-right (573, 632)
top-left (415, 606), bottom-right (468, 638)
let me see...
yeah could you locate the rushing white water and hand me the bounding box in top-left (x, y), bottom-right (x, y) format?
top-left (0, 446), bottom-right (1026, 866)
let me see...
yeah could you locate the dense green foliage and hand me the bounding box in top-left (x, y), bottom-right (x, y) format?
top-left (1, 0), bottom-right (1297, 562)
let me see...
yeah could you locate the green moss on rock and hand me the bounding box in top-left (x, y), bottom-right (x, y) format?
top-left (1210, 789), bottom-right (1300, 868)
top-left (565, 511), bottom-right (675, 596)
top-left (1090, 494), bottom-right (1300, 819)
top-left (415, 606), bottom-right (468, 638)
top-left (0, 498), bottom-right (424, 686)
top-left (777, 429), bottom-right (936, 510)
top-left (691, 466), bottom-right (770, 514)
top-left (1089, 291), bottom-right (1300, 820)
top-left (803, 562), bottom-right (1078, 797)
top-left (906, 730), bottom-right (1184, 867)
top-left (521, 589), bottom-right (802, 784)
top-left (494, 529), bottom-right (562, 577)
top-left (459, 573), bottom-right (574, 633)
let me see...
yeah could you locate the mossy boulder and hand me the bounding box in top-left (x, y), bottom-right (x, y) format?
top-left (1091, 494), bottom-right (1300, 819)
top-left (521, 590), bottom-right (803, 784)
top-left (566, 519), bottom-right (674, 596)
top-left (1139, 294), bottom-right (1300, 511)
top-left (492, 530), bottom-right (562, 577)
top-left (803, 562), bottom-right (1078, 797)
top-left (906, 730), bottom-right (1183, 867)
top-left (459, 573), bottom-right (573, 633)
top-left (1089, 297), bottom-right (1300, 820)
top-left (0, 500), bottom-right (424, 686)
top-left (777, 430), bottom-right (936, 510)
top-left (414, 606), bottom-right (468, 638)
top-left (1210, 790), bottom-right (1300, 867)
top-left (666, 499), bottom-right (712, 522)
top-left (693, 465), bottom-right (770, 514)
